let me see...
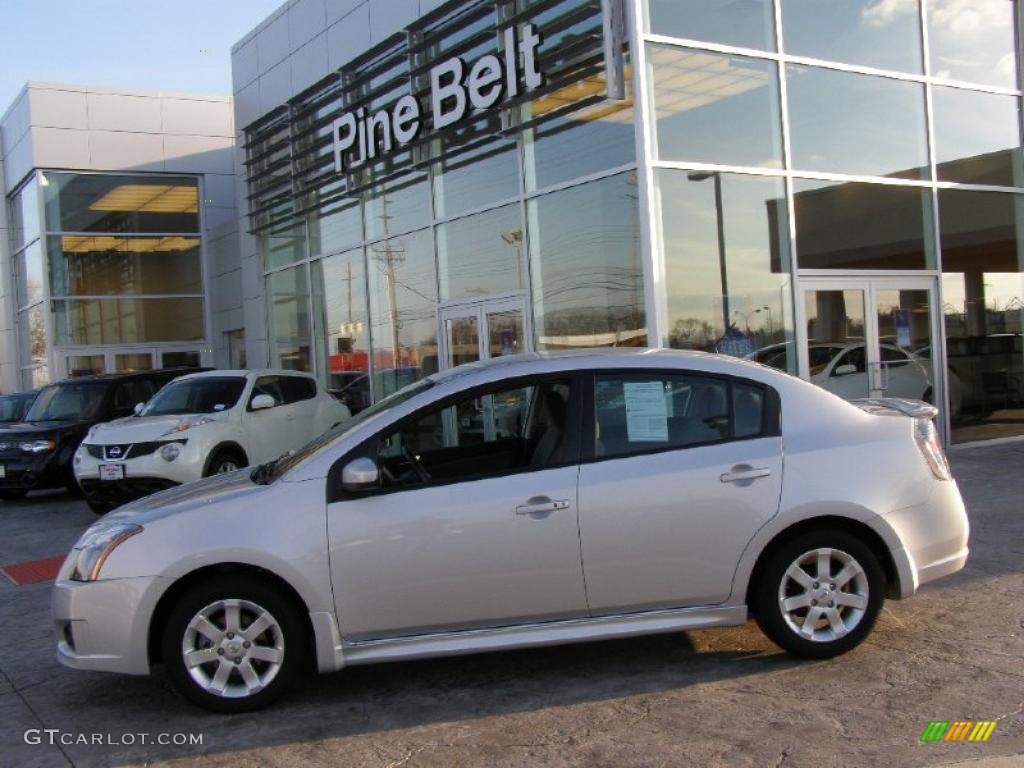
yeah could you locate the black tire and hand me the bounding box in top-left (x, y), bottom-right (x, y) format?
top-left (204, 448), bottom-right (247, 478)
top-left (0, 489), bottom-right (28, 501)
top-left (752, 528), bottom-right (885, 659)
top-left (86, 497), bottom-right (114, 515)
top-left (65, 480), bottom-right (84, 499)
top-left (161, 575), bottom-right (306, 713)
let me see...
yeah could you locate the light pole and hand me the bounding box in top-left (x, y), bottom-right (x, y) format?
top-left (688, 171), bottom-right (729, 335)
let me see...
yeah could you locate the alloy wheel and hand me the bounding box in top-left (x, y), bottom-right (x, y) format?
top-left (181, 598), bottom-right (285, 699)
top-left (777, 547), bottom-right (870, 643)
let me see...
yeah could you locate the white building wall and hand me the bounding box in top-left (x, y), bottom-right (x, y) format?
top-left (0, 150), bottom-right (15, 394)
top-left (230, 0), bottom-right (448, 368)
top-left (0, 83), bottom-right (244, 378)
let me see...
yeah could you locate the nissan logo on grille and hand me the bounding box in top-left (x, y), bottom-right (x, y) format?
top-left (105, 445), bottom-right (129, 459)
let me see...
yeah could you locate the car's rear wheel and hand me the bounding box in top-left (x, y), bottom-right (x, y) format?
top-left (204, 449), bottom-right (246, 477)
top-left (753, 529), bottom-right (885, 659)
top-left (162, 576), bottom-right (305, 713)
top-left (0, 489), bottom-right (27, 501)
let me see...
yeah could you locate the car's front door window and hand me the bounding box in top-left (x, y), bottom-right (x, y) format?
top-left (376, 379), bottom-right (573, 488)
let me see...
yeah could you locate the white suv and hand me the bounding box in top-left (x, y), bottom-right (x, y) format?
top-left (74, 370), bottom-right (350, 514)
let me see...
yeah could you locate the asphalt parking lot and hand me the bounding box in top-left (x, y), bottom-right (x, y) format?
top-left (0, 442), bottom-right (1022, 768)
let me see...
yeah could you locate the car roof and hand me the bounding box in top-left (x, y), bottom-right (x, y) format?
top-left (171, 368), bottom-right (316, 382)
top-left (43, 368), bottom-right (207, 385)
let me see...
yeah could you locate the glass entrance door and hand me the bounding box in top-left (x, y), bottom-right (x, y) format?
top-left (799, 277), bottom-right (944, 415)
top-left (438, 293), bottom-right (529, 371)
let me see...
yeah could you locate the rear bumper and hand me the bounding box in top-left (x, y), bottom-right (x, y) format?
top-left (883, 479), bottom-right (970, 598)
top-left (52, 574), bottom-right (170, 675)
top-left (79, 477), bottom-right (179, 508)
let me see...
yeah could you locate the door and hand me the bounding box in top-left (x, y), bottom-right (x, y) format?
top-left (244, 375), bottom-right (302, 463)
top-left (799, 278), bottom-right (942, 408)
top-left (280, 375), bottom-right (320, 441)
top-left (438, 293), bottom-right (529, 371)
top-left (578, 371), bottom-right (784, 612)
top-left (327, 375), bottom-right (588, 641)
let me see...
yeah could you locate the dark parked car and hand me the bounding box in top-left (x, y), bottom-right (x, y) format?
top-left (0, 369), bottom-right (205, 501)
top-left (0, 391), bottom-right (38, 425)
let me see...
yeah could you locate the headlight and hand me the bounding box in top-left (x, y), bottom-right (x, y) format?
top-left (160, 443), bottom-right (181, 462)
top-left (19, 439), bottom-right (56, 454)
top-left (71, 523), bottom-right (143, 582)
top-left (162, 417), bottom-right (214, 436)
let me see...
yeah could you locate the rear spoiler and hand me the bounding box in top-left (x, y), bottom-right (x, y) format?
top-left (851, 398), bottom-right (938, 420)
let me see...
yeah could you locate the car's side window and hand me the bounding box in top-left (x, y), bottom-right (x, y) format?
top-left (593, 373), bottom-right (765, 459)
top-left (113, 380), bottom-right (154, 413)
top-left (881, 346), bottom-right (911, 368)
top-left (282, 376), bottom-right (317, 403)
top-left (374, 379), bottom-right (574, 490)
top-left (250, 376), bottom-right (284, 407)
top-left (832, 346), bottom-right (867, 375)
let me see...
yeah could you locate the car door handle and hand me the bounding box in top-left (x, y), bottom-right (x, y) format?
top-left (720, 466), bottom-right (772, 484)
top-left (515, 497), bottom-right (571, 516)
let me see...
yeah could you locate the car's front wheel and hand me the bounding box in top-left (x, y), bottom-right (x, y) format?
top-left (204, 449), bottom-right (246, 477)
top-left (753, 529), bottom-right (885, 659)
top-left (162, 576), bottom-right (306, 713)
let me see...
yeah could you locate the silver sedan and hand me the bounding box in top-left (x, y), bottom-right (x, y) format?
top-left (52, 350), bottom-right (969, 712)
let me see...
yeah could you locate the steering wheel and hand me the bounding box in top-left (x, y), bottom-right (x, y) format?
top-left (402, 446), bottom-right (431, 483)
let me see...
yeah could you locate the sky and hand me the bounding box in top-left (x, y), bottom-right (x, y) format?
top-left (0, 0), bottom-right (286, 111)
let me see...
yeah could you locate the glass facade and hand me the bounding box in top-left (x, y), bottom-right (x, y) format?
top-left (252, 0), bottom-right (638, 407)
top-left (640, 0), bottom-right (1024, 444)
top-left (241, 0), bottom-right (1023, 444)
top-left (5, 171), bottom-right (208, 387)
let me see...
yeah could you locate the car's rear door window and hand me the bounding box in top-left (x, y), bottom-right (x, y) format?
top-left (281, 376), bottom-right (317, 403)
top-left (593, 373), bottom-right (766, 459)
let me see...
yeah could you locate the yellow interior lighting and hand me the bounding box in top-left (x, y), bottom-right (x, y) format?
top-left (60, 236), bottom-right (200, 254)
top-left (88, 185), bottom-right (198, 214)
top-left (647, 47), bottom-right (768, 117)
top-left (529, 67), bottom-right (634, 124)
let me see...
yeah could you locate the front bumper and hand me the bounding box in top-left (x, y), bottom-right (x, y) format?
top-left (0, 451), bottom-right (66, 491)
top-left (52, 570), bottom-right (171, 675)
top-left (79, 477), bottom-right (179, 508)
top-left (883, 479), bottom-right (970, 598)
top-left (75, 442), bottom-right (204, 506)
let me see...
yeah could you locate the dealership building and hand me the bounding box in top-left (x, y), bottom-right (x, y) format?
top-left (2, 0), bottom-right (1023, 446)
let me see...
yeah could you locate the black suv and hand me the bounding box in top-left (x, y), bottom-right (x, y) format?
top-left (0, 369), bottom-right (204, 501)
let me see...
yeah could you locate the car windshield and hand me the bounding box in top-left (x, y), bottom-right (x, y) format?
top-left (0, 394), bottom-right (30, 421)
top-left (25, 382), bottom-right (107, 422)
top-left (142, 377), bottom-right (246, 416)
top-left (254, 378), bottom-right (436, 484)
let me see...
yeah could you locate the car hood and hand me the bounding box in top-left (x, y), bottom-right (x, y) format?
top-left (88, 415), bottom-right (219, 443)
top-left (103, 469), bottom-right (259, 525)
top-left (0, 420), bottom-right (92, 437)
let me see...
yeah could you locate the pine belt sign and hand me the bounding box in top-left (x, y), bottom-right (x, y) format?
top-left (332, 23), bottom-right (545, 173)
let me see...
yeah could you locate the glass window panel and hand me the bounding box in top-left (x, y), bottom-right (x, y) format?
top-left (67, 355), bottom-right (105, 377)
top-left (261, 225), bottom-right (307, 271)
top-left (226, 329), bottom-right (247, 369)
top-left (528, 172), bottom-right (647, 349)
top-left (938, 189), bottom-right (1024, 443)
top-left (781, 0), bottom-right (923, 73)
top-left (22, 366), bottom-right (50, 390)
top-left (312, 249), bottom-right (372, 412)
top-left (927, 0), bottom-right (1019, 88)
top-left (308, 200), bottom-right (361, 259)
top-left (364, 173), bottom-right (431, 241)
top-left (10, 177), bottom-right (40, 251)
top-left (367, 228), bottom-right (439, 399)
top-left (523, 96), bottom-right (636, 192)
top-left (794, 179), bottom-right (936, 269)
top-left (268, 265), bottom-right (312, 371)
top-left (47, 235), bottom-right (203, 296)
top-left (42, 172), bottom-right (200, 234)
top-left (162, 351), bottom-right (201, 368)
top-left (658, 171), bottom-right (795, 372)
top-left (16, 241), bottom-right (44, 308)
top-left (115, 353), bottom-right (153, 372)
top-left (436, 205), bottom-right (524, 301)
top-left (646, 0), bottom-right (776, 51)
top-left (787, 66), bottom-right (930, 178)
top-left (53, 298), bottom-right (205, 345)
top-left (433, 127), bottom-right (519, 219)
top-left (933, 87), bottom-right (1023, 187)
top-left (648, 45), bottom-right (783, 169)
top-left (18, 305), bottom-right (47, 367)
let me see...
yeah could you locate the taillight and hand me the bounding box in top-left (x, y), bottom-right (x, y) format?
top-left (914, 418), bottom-right (952, 481)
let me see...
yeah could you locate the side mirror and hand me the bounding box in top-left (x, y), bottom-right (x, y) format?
top-left (133, 403), bottom-right (145, 416)
top-left (833, 364), bottom-right (858, 377)
top-left (341, 457), bottom-right (380, 492)
top-left (250, 393), bottom-right (276, 410)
